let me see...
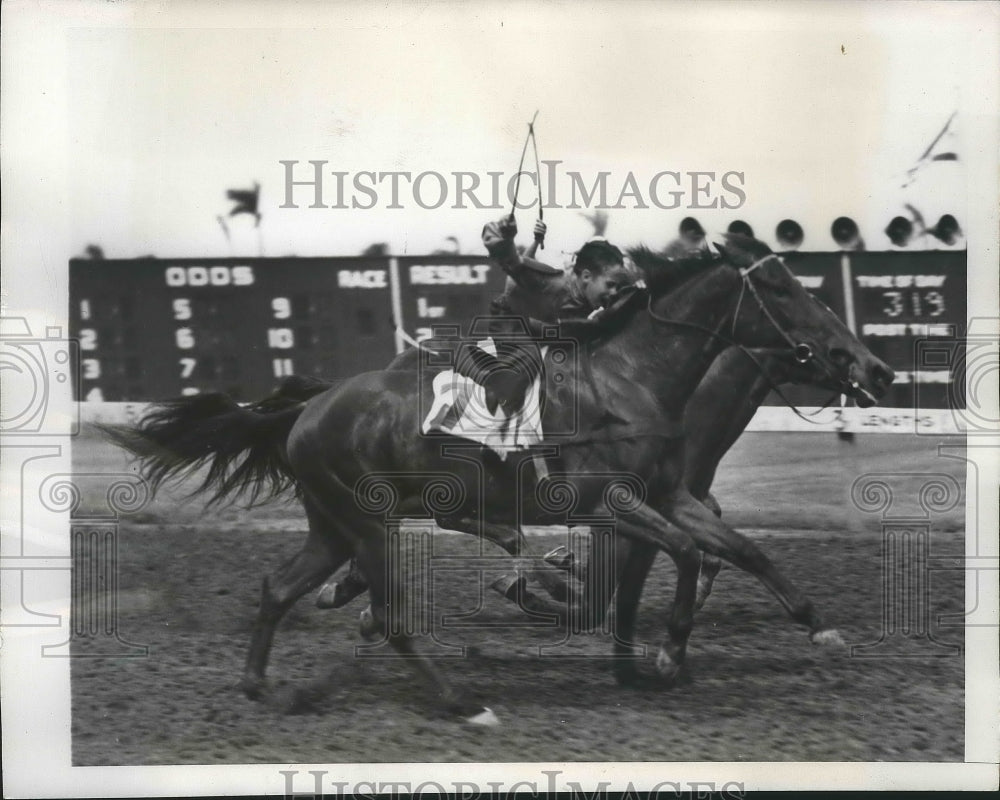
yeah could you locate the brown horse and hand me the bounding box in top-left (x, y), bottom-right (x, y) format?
top-left (104, 236), bottom-right (893, 721)
top-left (266, 235), bottom-right (896, 718)
top-left (320, 342), bottom-right (853, 619)
top-left (310, 280), bottom-right (889, 643)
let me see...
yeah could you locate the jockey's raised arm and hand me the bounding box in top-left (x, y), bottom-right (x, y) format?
top-left (461, 214), bottom-right (638, 416)
top-left (481, 215), bottom-right (564, 300)
top-left (523, 218), bottom-right (547, 260)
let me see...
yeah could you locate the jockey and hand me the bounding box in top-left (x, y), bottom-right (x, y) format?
top-left (455, 214), bottom-right (635, 414)
top-left (484, 215), bottom-right (634, 322)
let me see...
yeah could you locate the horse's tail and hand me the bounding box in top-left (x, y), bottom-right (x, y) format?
top-left (97, 375), bottom-right (338, 506)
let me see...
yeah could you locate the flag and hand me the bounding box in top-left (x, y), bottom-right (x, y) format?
top-left (216, 215), bottom-right (231, 243)
top-left (901, 112), bottom-right (959, 188)
top-left (226, 182), bottom-right (261, 226)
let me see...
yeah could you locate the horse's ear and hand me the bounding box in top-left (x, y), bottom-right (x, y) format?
top-left (712, 241), bottom-right (729, 258)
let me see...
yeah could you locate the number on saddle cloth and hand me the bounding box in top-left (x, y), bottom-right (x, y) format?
top-left (420, 337), bottom-right (548, 460)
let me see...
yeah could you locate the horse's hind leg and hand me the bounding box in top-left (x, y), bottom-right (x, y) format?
top-left (695, 552), bottom-right (723, 611)
top-left (353, 522), bottom-right (498, 724)
top-left (316, 557), bottom-right (367, 609)
top-left (241, 498), bottom-right (352, 699)
top-left (439, 516), bottom-right (580, 605)
top-left (694, 491), bottom-right (724, 610)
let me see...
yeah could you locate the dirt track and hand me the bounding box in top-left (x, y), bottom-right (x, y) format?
top-left (71, 431), bottom-right (965, 764)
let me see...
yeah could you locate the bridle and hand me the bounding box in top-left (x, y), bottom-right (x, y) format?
top-left (732, 253), bottom-right (815, 364)
top-left (643, 252), bottom-right (860, 422)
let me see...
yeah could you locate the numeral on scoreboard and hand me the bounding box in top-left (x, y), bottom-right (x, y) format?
top-left (82, 359), bottom-right (101, 379)
top-left (85, 387), bottom-right (104, 402)
top-left (79, 329), bottom-right (98, 350)
top-left (175, 328), bottom-right (195, 349)
top-left (173, 298), bottom-right (192, 320)
top-left (272, 358), bottom-right (294, 377)
top-left (267, 328), bottom-right (295, 349)
top-left (79, 299), bottom-right (92, 320)
top-left (179, 357), bottom-right (197, 378)
top-left (882, 289), bottom-right (947, 319)
top-left (924, 290), bottom-right (945, 317)
top-left (271, 297), bottom-right (292, 319)
top-left (882, 291), bottom-right (903, 318)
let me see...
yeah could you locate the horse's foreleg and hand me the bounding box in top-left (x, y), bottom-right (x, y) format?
top-left (610, 540), bottom-right (657, 686)
top-left (663, 489), bottom-right (841, 644)
top-left (612, 507), bottom-right (701, 684)
top-left (241, 504), bottom-right (352, 699)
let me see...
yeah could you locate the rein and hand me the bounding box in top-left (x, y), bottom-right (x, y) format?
top-left (644, 261), bottom-right (844, 424)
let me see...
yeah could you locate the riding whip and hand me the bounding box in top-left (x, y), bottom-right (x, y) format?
top-left (510, 110), bottom-right (545, 249)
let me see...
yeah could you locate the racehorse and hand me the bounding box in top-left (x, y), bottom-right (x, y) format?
top-left (102, 234), bottom-right (893, 722)
top-left (309, 286), bottom-right (892, 677)
top-left (320, 340), bottom-right (863, 619)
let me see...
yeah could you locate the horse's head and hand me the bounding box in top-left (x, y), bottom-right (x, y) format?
top-left (712, 234), bottom-right (894, 407)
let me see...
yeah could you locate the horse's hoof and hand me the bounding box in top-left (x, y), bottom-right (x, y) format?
top-left (490, 574), bottom-right (526, 602)
top-left (811, 628), bottom-right (845, 647)
top-left (318, 579), bottom-right (367, 609)
top-left (544, 545), bottom-right (575, 571)
top-left (359, 605), bottom-right (378, 640)
top-left (316, 581), bottom-right (340, 609)
top-left (240, 677), bottom-right (265, 701)
top-left (614, 663), bottom-right (642, 687)
top-left (654, 648), bottom-right (682, 686)
top-left (465, 707), bottom-right (501, 726)
top-left (282, 686), bottom-right (324, 716)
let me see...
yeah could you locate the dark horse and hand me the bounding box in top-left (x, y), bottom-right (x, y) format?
top-left (103, 234), bottom-right (893, 723)
top-left (301, 255), bottom-right (892, 656)
top-left (321, 337), bottom-right (881, 623)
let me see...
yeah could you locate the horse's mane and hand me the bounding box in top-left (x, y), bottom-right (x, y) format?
top-left (559, 234), bottom-right (771, 343)
top-left (627, 245), bottom-right (723, 295)
top-left (557, 248), bottom-right (723, 343)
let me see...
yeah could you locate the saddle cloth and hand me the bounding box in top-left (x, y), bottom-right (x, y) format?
top-left (421, 339), bottom-right (547, 459)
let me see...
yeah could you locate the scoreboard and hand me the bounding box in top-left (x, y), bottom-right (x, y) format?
top-left (848, 250), bottom-right (965, 409)
top-left (761, 250), bottom-right (966, 409)
top-left (69, 255), bottom-right (505, 402)
top-left (69, 250), bottom-right (966, 408)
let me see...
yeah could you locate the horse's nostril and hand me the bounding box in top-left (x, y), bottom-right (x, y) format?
top-left (829, 348), bottom-right (852, 369)
top-left (875, 364), bottom-right (896, 388)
